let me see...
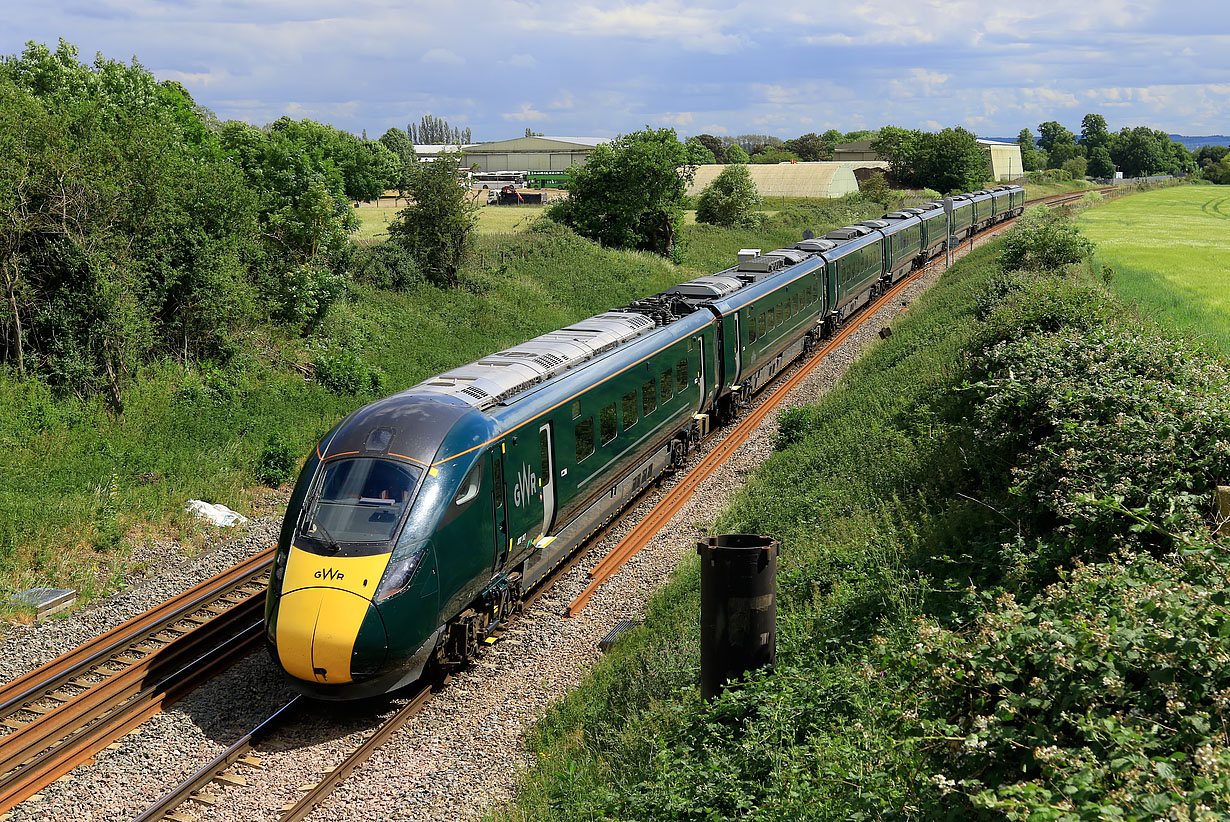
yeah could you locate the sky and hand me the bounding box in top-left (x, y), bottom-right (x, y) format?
top-left (4, 0), bottom-right (1229, 142)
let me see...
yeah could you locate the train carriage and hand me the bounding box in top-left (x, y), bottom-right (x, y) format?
top-left (868, 213), bottom-right (924, 283)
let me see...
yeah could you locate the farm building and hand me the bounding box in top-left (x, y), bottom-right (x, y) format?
top-left (686, 162), bottom-right (889, 199)
top-left (460, 136), bottom-right (607, 173)
top-left (978, 139), bottom-right (1025, 181)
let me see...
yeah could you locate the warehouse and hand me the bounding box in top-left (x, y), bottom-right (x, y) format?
top-left (461, 136), bottom-right (607, 173)
top-left (686, 162), bottom-right (888, 199)
top-left (978, 139), bottom-right (1026, 181)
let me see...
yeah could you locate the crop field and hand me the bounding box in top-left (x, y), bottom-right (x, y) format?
top-left (1078, 184), bottom-right (1230, 352)
top-left (352, 203), bottom-right (547, 244)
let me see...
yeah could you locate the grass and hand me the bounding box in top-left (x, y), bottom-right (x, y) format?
top-left (1078, 183), bottom-right (1230, 353)
top-left (1023, 179), bottom-right (1094, 200)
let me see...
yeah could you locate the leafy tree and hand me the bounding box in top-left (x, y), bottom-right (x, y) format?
top-left (859, 171), bottom-right (894, 208)
top-left (872, 125), bottom-right (921, 184)
top-left (843, 129), bottom-right (877, 142)
top-left (546, 127), bottom-right (693, 259)
top-left (1087, 146), bottom-right (1116, 178)
top-left (524, 127), bottom-right (543, 137)
top-left (695, 164), bottom-right (761, 227)
top-left (1037, 121), bottom-right (1076, 155)
top-left (379, 127), bottom-right (419, 201)
top-left (1194, 145), bottom-right (1228, 168)
top-left (1208, 153), bottom-right (1230, 184)
top-left (1079, 113), bottom-right (1110, 153)
top-left (731, 134), bottom-right (783, 152)
top-left (1001, 209), bottom-right (1094, 271)
top-left (387, 153), bottom-right (476, 287)
top-left (874, 126), bottom-right (986, 192)
top-left (684, 137), bottom-right (717, 165)
top-left (692, 134), bottom-right (727, 164)
top-left (1017, 128), bottom-right (1040, 172)
top-left (725, 144), bottom-right (750, 164)
top-left (1111, 126), bottom-right (1169, 177)
top-left (750, 146), bottom-right (801, 164)
top-left (782, 133), bottom-right (832, 161)
top-left (1062, 156), bottom-right (1088, 179)
top-left (821, 128), bottom-right (845, 145)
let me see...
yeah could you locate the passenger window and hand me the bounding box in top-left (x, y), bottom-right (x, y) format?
top-left (660, 369), bottom-right (673, 402)
top-left (600, 403), bottom-right (617, 444)
top-left (758, 312), bottom-right (766, 338)
top-left (794, 293), bottom-right (800, 315)
top-left (676, 359), bottom-right (688, 390)
top-left (622, 390), bottom-right (638, 430)
top-left (493, 456), bottom-right (504, 508)
top-left (748, 315), bottom-right (757, 343)
top-left (571, 400), bottom-right (581, 419)
top-left (642, 379), bottom-right (657, 417)
top-left (455, 461), bottom-right (481, 506)
top-left (575, 418), bottom-right (594, 461)
top-left (776, 303), bottom-right (783, 326)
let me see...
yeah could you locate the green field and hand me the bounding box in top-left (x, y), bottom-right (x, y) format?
top-left (1078, 184), bottom-right (1230, 353)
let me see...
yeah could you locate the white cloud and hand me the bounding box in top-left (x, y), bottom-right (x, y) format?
top-left (421, 48), bottom-right (464, 67)
top-left (503, 102), bottom-right (548, 122)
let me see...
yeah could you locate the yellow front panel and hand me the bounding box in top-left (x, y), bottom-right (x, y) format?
top-left (274, 546), bottom-right (392, 684)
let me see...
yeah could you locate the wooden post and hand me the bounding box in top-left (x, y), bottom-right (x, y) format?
top-left (1217, 486), bottom-right (1230, 534)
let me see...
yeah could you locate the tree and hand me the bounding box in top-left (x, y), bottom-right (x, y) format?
top-left (782, 133), bottom-right (832, 161)
top-left (379, 127), bottom-right (419, 202)
top-left (408, 114), bottom-right (471, 145)
top-left (695, 164), bottom-right (761, 227)
top-left (860, 171), bottom-right (893, 208)
top-left (386, 153), bottom-right (476, 287)
top-left (725, 144), bottom-right (750, 164)
top-left (1112, 126), bottom-right (1168, 177)
top-left (872, 125), bottom-right (922, 186)
top-left (1017, 129), bottom-right (1040, 172)
top-left (1087, 146), bottom-right (1116, 178)
top-left (873, 126), bottom-right (985, 192)
top-left (1037, 121), bottom-right (1076, 155)
top-left (684, 137), bottom-right (717, 165)
top-left (524, 127), bottom-right (543, 137)
top-left (1080, 113), bottom-right (1110, 153)
top-left (546, 128), bottom-right (693, 259)
top-left (1062, 156), bottom-right (1088, 180)
top-left (692, 134), bottom-right (727, 164)
top-left (821, 128), bottom-right (845, 145)
top-left (750, 146), bottom-right (801, 164)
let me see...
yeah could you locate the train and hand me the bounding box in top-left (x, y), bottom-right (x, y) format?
top-left (263, 184), bottom-right (1026, 698)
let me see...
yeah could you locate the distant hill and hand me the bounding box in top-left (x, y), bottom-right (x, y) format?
top-left (1170, 135), bottom-right (1229, 150)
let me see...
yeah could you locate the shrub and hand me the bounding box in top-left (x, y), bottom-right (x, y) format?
top-left (696, 164), bottom-right (762, 228)
top-left (387, 153), bottom-right (477, 287)
top-left (254, 434), bottom-right (298, 486)
top-left (350, 243), bottom-right (421, 290)
top-left (266, 262), bottom-right (347, 331)
top-left (1000, 210), bottom-right (1095, 272)
top-left (310, 342), bottom-right (385, 395)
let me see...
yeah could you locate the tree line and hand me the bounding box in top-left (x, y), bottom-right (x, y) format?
top-left (1016, 114), bottom-right (1196, 179)
top-left (0, 39), bottom-right (473, 403)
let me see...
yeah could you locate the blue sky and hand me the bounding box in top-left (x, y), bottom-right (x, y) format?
top-left (5, 0), bottom-right (1228, 141)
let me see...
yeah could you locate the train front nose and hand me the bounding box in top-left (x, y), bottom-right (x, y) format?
top-left (273, 548), bottom-right (393, 685)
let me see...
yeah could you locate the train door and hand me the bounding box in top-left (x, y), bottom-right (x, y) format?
top-left (538, 422), bottom-right (556, 536)
top-left (696, 334), bottom-right (706, 404)
top-left (491, 448), bottom-right (509, 569)
top-left (733, 313), bottom-right (742, 384)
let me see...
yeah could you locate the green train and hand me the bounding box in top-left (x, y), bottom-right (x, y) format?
top-left (264, 185), bottom-right (1025, 698)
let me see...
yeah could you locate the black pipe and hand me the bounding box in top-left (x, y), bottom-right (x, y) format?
top-left (697, 533), bottom-right (779, 701)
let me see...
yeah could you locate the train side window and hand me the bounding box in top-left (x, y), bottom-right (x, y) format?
top-left (758, 312), bottom-right (766, 338)
top-left (622, 390), bottom-right (638, 430)
top-left (642, 378), bottom-right (657, 417)
top-left (455, 461), bottom-right (482, 506)
top-left (776, 303), bottom-right (783, 327)
top-left (676, 359), bottom-right (688, 390)
top-left (575, 418), bottom-right (594, 461)
top-left (659, 368), bottom-right (673, 402)
top-left (748, 314), bottom-right (757, 343)
top-left (794, 293), bottom-right (801, 314)
top-left (493, 456), bottom-right (504, 508)
top-left (571, 400), bottom-right (581, 419)
top-left (600, 403), bottom-right (617, 444)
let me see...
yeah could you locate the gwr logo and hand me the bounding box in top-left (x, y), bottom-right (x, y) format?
top-left (512, 462), bottom-right (538, 508)
top-left (315, 568), bottom-right (345, 581)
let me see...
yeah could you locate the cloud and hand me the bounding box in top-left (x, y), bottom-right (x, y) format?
top-left (519, 1), bottom-right (743, 53)
top-left (503, 102), bottom-right (548, 122)
top-left (505, 53), bottom-right (536, 68)
top-left (421, 48), bottom-right (464, 67)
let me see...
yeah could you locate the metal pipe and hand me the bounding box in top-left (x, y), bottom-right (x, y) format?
top-left (697, 534), bottom-right (779, 701)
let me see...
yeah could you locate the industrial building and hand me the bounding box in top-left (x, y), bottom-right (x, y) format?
top-left (460, 136), bottom-right (607, 173)
top-left (978, 139), bottom-right (1025, 181)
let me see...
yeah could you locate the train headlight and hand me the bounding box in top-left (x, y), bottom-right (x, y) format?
top-left (375, 542), bottom-right (426, 603)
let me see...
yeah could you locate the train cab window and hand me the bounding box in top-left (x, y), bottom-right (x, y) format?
top-left (642, 379), bottom-right (657, 416)
top-left (575, 418), bottom-right (595, 461)
top-left (622, 390), bottom-right (638, 430)
top-left (307, 458), bottom-right (422, 543)
top-left (660, 368), bottom-right (673, 402)
top-left (600, 403), bottom-right (617, 445)
top-left (675, 359), bottom-right (688, 391)
top-left (571, 400), bottom-right (581, 419)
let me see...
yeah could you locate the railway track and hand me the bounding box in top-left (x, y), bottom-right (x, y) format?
top-left (0, 549), bottom-right (273, 814)
top-left (2, 184), bottom-right (1107, 818)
